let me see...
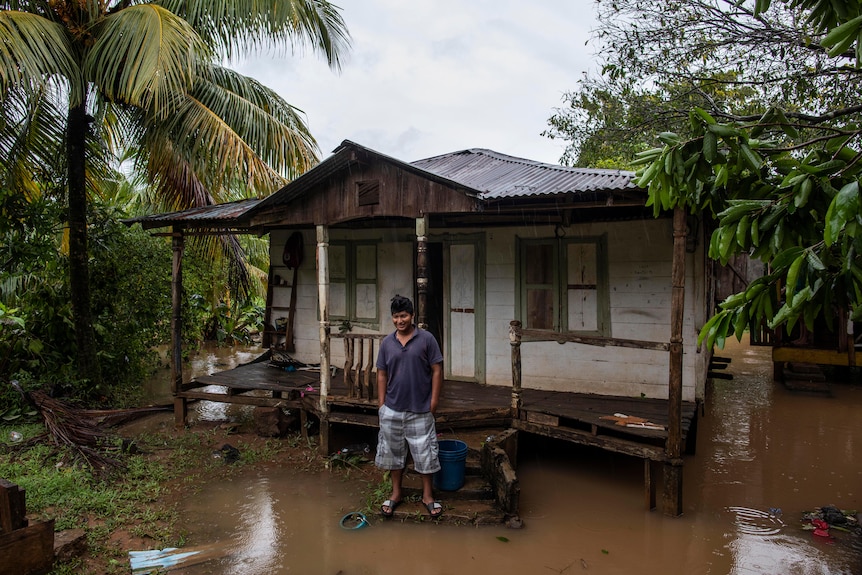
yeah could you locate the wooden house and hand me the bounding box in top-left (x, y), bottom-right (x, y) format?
top-left (129, 140), bottom-right (709, 515)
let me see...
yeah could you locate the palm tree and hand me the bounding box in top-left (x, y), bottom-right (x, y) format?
top-left (0, 1), bottom-right (350, 387)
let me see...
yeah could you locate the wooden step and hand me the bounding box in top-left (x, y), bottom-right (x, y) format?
top-left (781, 362), bottom-right (831, 393)
top-left (381, 498), bottom-right (506, 526)
top-left (401, 471), bottom-right (493, 501)
top-left (786, 363), bottom-right (826, 379)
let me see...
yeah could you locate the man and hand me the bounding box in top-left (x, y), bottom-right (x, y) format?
top-left (375, 295), bottom-right (444, 518)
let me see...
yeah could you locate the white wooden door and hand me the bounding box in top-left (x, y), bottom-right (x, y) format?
top-left (448, 243), bottom-right (478, 379)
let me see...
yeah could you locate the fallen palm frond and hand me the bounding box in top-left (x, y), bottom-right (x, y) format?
top-left (78, 405), bottom-right (172, 428)
top-left (11, 381), bottom-right (126, 473)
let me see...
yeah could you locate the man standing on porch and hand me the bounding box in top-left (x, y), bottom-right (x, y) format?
top-left (375, 295), bottom-right (444, 518)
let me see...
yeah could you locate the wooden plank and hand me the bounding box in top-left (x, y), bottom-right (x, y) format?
top-left (0, 479), bottom-right (28, 534)
top-left (519, 329), bottom-right (670, 352)
top-left (0, 519), bottom-right (55, 575)
top-left (326, 412), bottom-right (380, 427)
top-left (2, 481), bottom-right (26, 533)
top-left (344, 337), bottom-right (355, 397)
top-left (515, 420), bottom-right (667, 461)
top-left (177, 391), bottom-right (301, 409)
top-left (772, 346), bottom-right (850, 366)
top-left (434, 407), bottom-right (512, 423)
top-left (356, 338), bottom-right (365, 399)
top-left (525, 411), bottom-right (559, 426)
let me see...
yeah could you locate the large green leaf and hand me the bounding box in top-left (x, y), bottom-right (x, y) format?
top-left (824, 180), bottom-right (860, 245)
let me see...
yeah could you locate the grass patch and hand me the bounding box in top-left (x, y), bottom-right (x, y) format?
top-left (0, 420), bottom-right (341, 574)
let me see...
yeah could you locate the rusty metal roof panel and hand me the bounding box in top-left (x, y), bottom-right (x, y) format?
top-left (123, 198), bottom-right (262, 229)
top-left (411, 148), bottom-right (638, 200)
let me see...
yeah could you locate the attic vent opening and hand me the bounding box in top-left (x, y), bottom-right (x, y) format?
top-left (357, 180), bottom-right (380, 206)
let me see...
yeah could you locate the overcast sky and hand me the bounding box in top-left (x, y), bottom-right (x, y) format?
top-left (234, 0), bottom-right (600, 166)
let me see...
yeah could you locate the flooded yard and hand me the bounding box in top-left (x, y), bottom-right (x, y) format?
top-left (153, 339), bottom-right (862, 574)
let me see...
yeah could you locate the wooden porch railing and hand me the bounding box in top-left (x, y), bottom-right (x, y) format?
top-left (330, 333), bottom-right (384, 400)
top-left (508, 320), bottom-right (670, 414)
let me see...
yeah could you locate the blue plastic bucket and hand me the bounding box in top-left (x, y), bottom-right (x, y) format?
top-left (434, 439), bottom-right (468, 491)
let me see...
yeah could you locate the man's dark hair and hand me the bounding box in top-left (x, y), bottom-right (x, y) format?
top-left (390, 294), bottom-right (414, 315)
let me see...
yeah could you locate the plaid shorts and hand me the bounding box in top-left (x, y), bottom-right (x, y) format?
top-left (375, 405), bottom-right (441, 474)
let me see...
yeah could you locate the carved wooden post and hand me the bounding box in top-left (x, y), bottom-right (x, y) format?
top-left (509, 320), bottom-right (522, 416)
top-left (316, 225), bottom-right (331, 453)
top-left (171, 229), bottom-right (187, 428)
top-left (664, 207), bottom-right (687, 516)
top-left (416, 215), bottom-right (429, 329)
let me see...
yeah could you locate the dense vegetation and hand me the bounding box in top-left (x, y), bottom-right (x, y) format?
top-left (0, 188), bottom-right (266, 414)
top-left (0, 1), bottom-right (349, 389)
top-left (547, 0), bottom-right (862, 346)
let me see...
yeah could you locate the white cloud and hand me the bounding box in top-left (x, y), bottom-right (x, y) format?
top-left (234, 0), bottom-right (598, 165)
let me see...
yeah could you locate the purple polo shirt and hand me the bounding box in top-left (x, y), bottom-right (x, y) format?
top-left (376, 327), bottom-right (443, 413)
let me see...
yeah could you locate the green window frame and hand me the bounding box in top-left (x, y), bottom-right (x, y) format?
top-left (517, 235), bottom-right (609, 336)
top-left (329, 241), bottom-right (378, 323)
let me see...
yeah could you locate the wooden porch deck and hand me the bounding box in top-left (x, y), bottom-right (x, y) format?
top-left (184, 358), bottom-right (699, 464)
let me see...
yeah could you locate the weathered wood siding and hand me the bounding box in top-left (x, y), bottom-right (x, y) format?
top-left (255, 161), bottom-right (475, 227)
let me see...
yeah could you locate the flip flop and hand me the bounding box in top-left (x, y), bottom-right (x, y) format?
top-left (381, 499), bottom-right (401, 517)
top-left (424, 500), bottom-right (443, 518)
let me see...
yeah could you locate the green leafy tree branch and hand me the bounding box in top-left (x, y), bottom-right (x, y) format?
top-left (634, 0), bottom-right (862, 349)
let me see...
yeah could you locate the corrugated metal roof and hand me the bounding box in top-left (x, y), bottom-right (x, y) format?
top-left (411, 148), bottom-right (638, 200)
top-left (125, 142), bottom-right (643, 229)
top-left (123, 198), bottom-right (262, 229)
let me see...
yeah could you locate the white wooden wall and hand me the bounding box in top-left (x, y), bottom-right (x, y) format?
top-left (483, 220), bottom-right (706, 402)
top-left (270, 218), bottom-right (708, 402)
top-left (269, 230), bottom-right (412, 370)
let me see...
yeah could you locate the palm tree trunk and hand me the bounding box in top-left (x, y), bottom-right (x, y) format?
top-left (67, 101), bottom-right (102, 389)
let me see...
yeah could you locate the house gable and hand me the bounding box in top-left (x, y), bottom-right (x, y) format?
top-left (246, 141), bottom-right (478, 230)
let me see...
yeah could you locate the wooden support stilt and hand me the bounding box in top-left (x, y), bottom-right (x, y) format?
top-left (316, 225), bottom-right (331, 455)
top-left (644, 459), bottom-right (657, 510)
top-left (416, 216), bottom-right (429, 329)
top-left (509, 320), bottom-right (522, 417)
top-left (170, 229), bottom-right (187, 428)
top-left (664, 207), bottom-right (687, 516)
top-left (662, 459), bottom-right (684, 516)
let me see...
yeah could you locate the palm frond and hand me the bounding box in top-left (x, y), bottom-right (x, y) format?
top-left (1, 3), bottom-right (54, 16)
top-left (178, 66), bottom-right (319, 184)
top-left (144, 139), bottom-right (215, 210)
top-left (158, 0), bottom-right (351, 67)
top-left (0, 11), bottom-right (79, 102)
top-left (0, 83), bottom-right (67, 195)
top-left (84, 4), bottom-right (210, 116)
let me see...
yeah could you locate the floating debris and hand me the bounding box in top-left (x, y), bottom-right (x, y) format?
top-left (802, 506), bottom-right (860, 539)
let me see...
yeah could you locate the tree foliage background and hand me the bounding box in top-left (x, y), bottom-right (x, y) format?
top-left (0, 0), bottom-right (349, 397)
top-left (548, 0), bottom-right (862, 349)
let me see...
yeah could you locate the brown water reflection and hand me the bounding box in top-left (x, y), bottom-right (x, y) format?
top-left (165, 339), bottom-right (862, 575)
top-left (143, 343), bottom-right (263, 422)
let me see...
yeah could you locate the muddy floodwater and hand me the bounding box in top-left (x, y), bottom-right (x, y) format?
top-left (155, 339), bottom-right (862, 574)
